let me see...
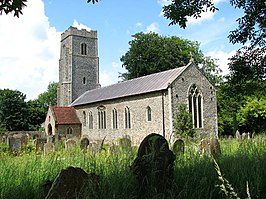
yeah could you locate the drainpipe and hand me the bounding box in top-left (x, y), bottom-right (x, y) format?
top-left (161, 91), bottom-right (165, 137)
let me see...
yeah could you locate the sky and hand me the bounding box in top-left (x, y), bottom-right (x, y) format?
top-left (0, 0), bottom-right (244, 100)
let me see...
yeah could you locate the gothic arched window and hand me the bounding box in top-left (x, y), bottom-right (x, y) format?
top-left (67, 127), bottom-right (73, 134)
top-left (125, 106), bottom-right (131, 129)
top-left (98, 106), bottom-right (106, 129)
top-left (188, 84), bottom-right (203, 128)
top-left (83, 111), bottom-right (87, 126)
top-left (88, 111), bottom-right (93, 129)
top-left (81, 43), bottom-right (87, 55)
top-left (112, 108), bottom-right (118, 129)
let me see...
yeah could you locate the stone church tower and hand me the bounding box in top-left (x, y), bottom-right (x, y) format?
top-left (57, 27), bottom-right (100, 106)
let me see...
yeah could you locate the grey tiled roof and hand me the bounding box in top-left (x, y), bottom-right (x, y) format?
top-left (71, 63), bottom-right (190, 106)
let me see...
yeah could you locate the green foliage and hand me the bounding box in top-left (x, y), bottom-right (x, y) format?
top-left (120, 32), bottom-right (221, 85)
top-left (162, 0), bottom-right (265, 47)
top-left (0, 0), bottom-right (27, 17)
top-left (37, 82), bottom-right (58, 109)
top-left (174, 103), bottom-right (195, 138)
top-left (0, 89), bottom-right (28, 131)
top-left (0, 139), bottom-right (265, 198)
top-left (237, 97), bottom-right (266, 134)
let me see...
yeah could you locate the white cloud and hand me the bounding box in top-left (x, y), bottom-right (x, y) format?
top-left (72, 20), bottom-right (92, 31)
top-left (100, 61), bottom-right (125, 87)
top-left (145, 22), bottom-right (160, 33)
top-left (0, 0), bottom-right (61, 100)
top-left (206, 49), bottom-right (236, 75)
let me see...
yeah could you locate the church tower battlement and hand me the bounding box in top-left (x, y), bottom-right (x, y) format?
top-left (57, 26), bottom-right (100, 106)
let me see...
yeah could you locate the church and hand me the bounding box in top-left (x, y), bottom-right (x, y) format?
top-left (44, 27), bottom-right (218, 145)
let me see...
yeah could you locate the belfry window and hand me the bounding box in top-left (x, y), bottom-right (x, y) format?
top-left (188, 84), bottom-right (203, 128)
top-left (98, 106), bottom-right (106, 129)
top-left (81, 43), bottom-right (87, 55)
top-left (83, 77), bottom-right (86, 85)
top-left (112, 108), bottom-right (118, 129)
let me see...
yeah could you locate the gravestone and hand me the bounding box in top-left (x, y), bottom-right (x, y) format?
top-left (247, 132), bottom-right (250, 139)
top-left (7, 136), bottom-right (21, 152)
top-left (80, 137), bottom-right (90, 150)
top-left (172, 139), bottom-right (185, 155)
top-left (242, 132), bottom-right (247, 140)
top-left (199, 139), bottom-right (209, 154)
top-left (235, 130), bottom-right (241, 140)
top-left (44, 142), bottom-right (55, 155)
top-left (35, 138), bottom-right (47, 153)
top-left (209, 137), bottom-right (221, 157)
top-left (88, 140), bottom-right (102, 154)
top-left (13, 133), bottom-right (28, 146)
top-left (65, 139), bottom-right (77, 150)
top-left (252, 132), bottom-right (256, 139)
top-left (118, 137), bottom-right (131, 150)
top-left (44, 166), bottom-right (99, 199)
top-left (131, 133), bottom-right (175, 198)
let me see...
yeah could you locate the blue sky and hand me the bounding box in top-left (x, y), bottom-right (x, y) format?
top-left (0, 0), bottom-right (243, 100)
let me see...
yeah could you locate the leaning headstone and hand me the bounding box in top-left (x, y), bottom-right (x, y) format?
top-left (65, 139), bottom-right (77, 150)
top-left (45, 166), bottom-right (100, 199)
top-left (43, 142), bottom-right (55, 155)
top-left (80, 137), bottom-right (90, 151)
top-left (131, 133), bottom-right (175, 198)
top-left (251, 132), bottom-right (256, 139)
top-left (172, 139), bottom-right (185, 155)
top-left (209, 137), bottom-right (221, 157)
top-left (235, 130), bottom-right (241, 140)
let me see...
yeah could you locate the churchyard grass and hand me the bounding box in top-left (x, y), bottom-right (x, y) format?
top-left (0, 136), bottom-right (265, 199)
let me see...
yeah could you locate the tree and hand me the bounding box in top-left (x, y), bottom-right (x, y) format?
top-left (237, 97), bottom-right (266, 134)
top-left (37, 82), bottom-right (58, 110)
top-left (174, 103), bottom-right (195, 138)
top-left (120, 32), bottom-right (221, 84)
top-left (162, 0), bottom-right (265, 47)
top-left (0, 89), bottom-right (28, 131)
top-left (0, 0), bottom-right (27, 17)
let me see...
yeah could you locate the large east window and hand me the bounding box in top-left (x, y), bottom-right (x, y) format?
top-left (188, 84), bottom-right (203, 128)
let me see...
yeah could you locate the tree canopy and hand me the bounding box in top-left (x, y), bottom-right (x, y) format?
top-left (120, 32), bottom-right (222, 85)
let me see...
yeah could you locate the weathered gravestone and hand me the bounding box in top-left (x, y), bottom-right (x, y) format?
top-left (209, 137), bottom-right (221, 157)
top-left (43, 142), bottom-right (55, 155)
top-left (7, 136), bottom-right (21, 152)
top-left (80, 137), bottom-right (90, 151)
top-left (242, 132), bottom-right (247, 140)
top-left (131, 133), bottom-right (175, 198)
top-left (235, 130), bottom-right (241, 140)
top-left (44, 166), bottom-right (100, 199)
top-left (65, 139), bottom-right (77, 150)
top-left (118, 137), bottom-right (131, 150)
top-left (88, 140), bottom-right (102, 154)
top-left (172, 139), bottom-right (185, 155)
top-left (34, 138), bottom-right (47, 153)
top-left (199, 139), bottom-right (209, 154)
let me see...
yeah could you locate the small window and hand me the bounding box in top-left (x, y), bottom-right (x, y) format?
top-left (83, 77), bottom-right (86, 85)
top-left (81, 43), bottom-right (87, 55)
top-left (67, 127), bottom-right (73, 135)
top-left (147, 106), bottom-right (152, 121)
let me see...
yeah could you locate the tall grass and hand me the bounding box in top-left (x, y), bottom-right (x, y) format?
top-left (0, 137), bottom-right (265, 199)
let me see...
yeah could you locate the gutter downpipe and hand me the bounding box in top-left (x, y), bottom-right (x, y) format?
top-left (161, 91), bottom-right (165, 138)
